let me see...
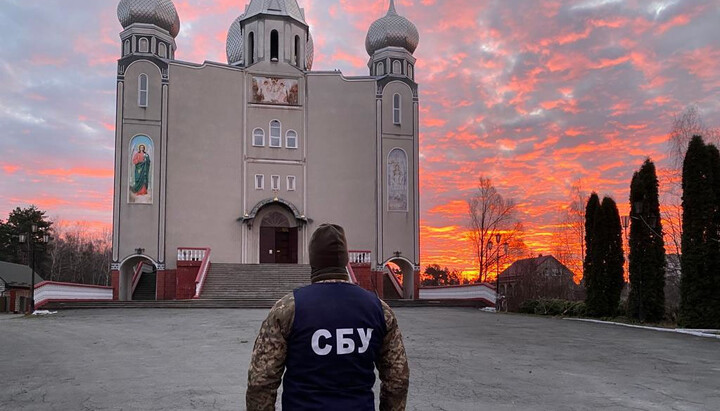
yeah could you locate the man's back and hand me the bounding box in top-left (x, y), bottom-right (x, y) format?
top-left (283, 282), bottom-right (387, 409)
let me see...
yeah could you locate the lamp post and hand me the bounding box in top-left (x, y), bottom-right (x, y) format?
top-left (488, 234), bottom-right (510, 311)
top-left (16, 224), bottom-right (50, 313)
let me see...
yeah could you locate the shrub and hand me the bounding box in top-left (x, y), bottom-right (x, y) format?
top-left (518, 299), bottom-right (586, 317)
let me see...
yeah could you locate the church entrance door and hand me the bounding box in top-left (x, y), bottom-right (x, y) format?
top-left (259, 211), bottom-right (298, 264)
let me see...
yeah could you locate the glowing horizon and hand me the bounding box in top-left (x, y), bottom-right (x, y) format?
top-left (1, 0), bottom-right (719, 278)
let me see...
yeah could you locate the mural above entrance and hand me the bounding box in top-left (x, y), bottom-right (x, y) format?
top-left (128, 135), bottom-right (153, 204)
top-left (251, 76), bottom-right (299, 105)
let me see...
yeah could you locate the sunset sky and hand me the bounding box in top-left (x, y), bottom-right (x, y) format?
top-left (1, 0), bottom-right (719, 276)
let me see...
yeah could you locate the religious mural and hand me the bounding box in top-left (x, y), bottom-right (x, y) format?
top-left (388, 148), bottom-right (408, 211)
top-left (128, 135), bottom-right (153, 204)
top-left (251, 76), bottom-right (299, 105)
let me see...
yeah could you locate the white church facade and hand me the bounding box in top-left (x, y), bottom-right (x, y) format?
top-left (109, 0), bottom-right (421, 301)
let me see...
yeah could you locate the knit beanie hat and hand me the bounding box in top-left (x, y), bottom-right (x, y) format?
top-left (309, 224), bottom-right (349, 281)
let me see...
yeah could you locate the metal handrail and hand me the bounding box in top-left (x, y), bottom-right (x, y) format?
top-left (346, 263), bottom-right (358, 284)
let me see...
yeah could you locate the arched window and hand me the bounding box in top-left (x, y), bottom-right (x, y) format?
top-left (253, 128), bottom-right (265, 147)
top-left (387, 148), bottom-right (408, 212)
top-left (158, 43), bottom-right (167, 58)
top-left (392, 60), bottom-right (402, 74)
top-left (294, 35), bottom-right (301, 66)
top-left (248, 32), bottom-right (255, 64)
top-left (286, 130), bottom-right (298, 149)
top-left (138, 74), bottom-right (149, 107)
top-left (393, 93), bottom-right (401, 125)
top-left (270, 30), bottom-right (279, 62)
top-left (139, 37), bottom-right (149, 53)
top-left (123, 40), bottom-right (130, 56)
top-left (408, 64), bottom-right (414, 79)
top-left (269, 120), bottom-right (281, 147)
top-left (377, 62), bottom-right (385, 75)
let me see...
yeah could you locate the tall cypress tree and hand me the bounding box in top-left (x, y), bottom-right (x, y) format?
top-left (707, 145), bottom-right (720, 327)
top-left (583, 193), bottom-right (601, 314)
top-left (680, 136), bottom-right (718, 328)
top-left (600, 197), bottom-right (625, 316)
top-left (628, 159), bottom-right (666, 322)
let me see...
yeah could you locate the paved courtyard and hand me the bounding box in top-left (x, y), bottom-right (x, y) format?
top-left (1, 308), bottom-right (718, 410)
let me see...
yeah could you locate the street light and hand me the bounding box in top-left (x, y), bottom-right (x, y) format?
top-left (15, 224), bottom-right (49, 313)
top-left (488, 234), bottom-right (510, 311)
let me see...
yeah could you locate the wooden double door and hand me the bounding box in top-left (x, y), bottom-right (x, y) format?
top-left (260, 226), bottom-right (299, 264)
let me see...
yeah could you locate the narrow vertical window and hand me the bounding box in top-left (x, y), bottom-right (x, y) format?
top-left (248, 32), bottom-right (255, 64)
top-left (270, 120), bottom-right (281, 147)
top-left (123, 40), bottom-right (130, 56)
top-left (158, 43), bottom-right (167, 58)
top-left (271, 175), bottom-right (280, 190)
top-left (287, 176), bottom-right (296, 191)
top-left (408, 64), bottom-right (413, 79)
top-left (294, 35), bottom-right (301, 66)
top-left (253, 128), bottom-right (265, 147)
top-left (138, 74), bottom-right (149, 108)
top-left (139, 38), bottom-right (149, 53)
top-left (392, 60), bottom-right (401, 74)
top-left (255, 174), bottom-right (265, 190)
top-left (270, 30), bottom-right (279, 62)
top-left (377, 62), bottom-right (385, 75)
top-left (393, 93), bottom-right (401, 125)
top-left (286, 130), bottom-right (298, 149)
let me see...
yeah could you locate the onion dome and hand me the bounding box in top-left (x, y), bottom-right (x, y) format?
top-left (226, 14), bottom-right (244, 65)
top-left (365, 0), bottom-right (419, 56)
top-left (306, 32), bottom-right (314, 70)
top-left (117, 0), bottom-right (181, 38)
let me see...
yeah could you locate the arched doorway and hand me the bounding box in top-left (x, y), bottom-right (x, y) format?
top-left (259, 209), bottom-right (298, 264)
top-left (118, 255), bottom-right (157, 301)
top-left (385, 257), bottom-right (416, 300)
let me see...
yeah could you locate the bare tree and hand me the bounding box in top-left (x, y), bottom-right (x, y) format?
top-left (663, 105), bottom-right (720, 256)
top-left (48, 219), bottom-right (112, 286)
top-left (467, 177), bottom-right (522, 283)
top-left (552, 181), bottom-right (586, 280)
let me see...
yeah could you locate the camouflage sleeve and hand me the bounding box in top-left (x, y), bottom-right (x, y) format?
top-left (246, 293), bottom-right (295, 411)
top-left (377, 300), bottom-right (410, 411)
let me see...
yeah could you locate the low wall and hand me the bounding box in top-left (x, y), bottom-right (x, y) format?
top-left (34, 281), bottom-right (113, 309)
top-left (420, 283), bottom-right (496, 306)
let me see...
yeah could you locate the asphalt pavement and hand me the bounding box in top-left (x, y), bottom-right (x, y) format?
top-left (1, 308), bottom-right (718, 410)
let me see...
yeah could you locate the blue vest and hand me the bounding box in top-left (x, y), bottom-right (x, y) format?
top-left (283, 282), bottom-right (387, 410)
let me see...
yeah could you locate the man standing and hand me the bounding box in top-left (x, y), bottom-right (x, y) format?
top-left (247, 224), bottom-right (409, 410)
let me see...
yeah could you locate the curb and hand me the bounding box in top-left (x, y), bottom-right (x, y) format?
top-left (564, 318), bottom-right (720, 340)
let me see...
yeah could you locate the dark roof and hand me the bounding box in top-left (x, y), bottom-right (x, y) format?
top-left (499, 255), bottom-right (572, 279)
top-left (0, 261), bottom-right (44, 288)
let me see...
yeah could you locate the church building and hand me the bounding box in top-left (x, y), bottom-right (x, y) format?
top-left (110, 0), bottom-right (421, 301)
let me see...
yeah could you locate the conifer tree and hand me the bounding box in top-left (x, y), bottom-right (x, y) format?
top-left (679, 136), bottom-right (720, 328)
top-left (583, 193), bottom-right (601, 313)
top-left (628, 159), bottom-right (666, 322)
top-left (600, 197), bottom-right (625, 316)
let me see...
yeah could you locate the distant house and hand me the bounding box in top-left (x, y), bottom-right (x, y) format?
top-left (0, 261), bottom-right (44, 313)
top-left (498, 255), bottom-right (579, 310)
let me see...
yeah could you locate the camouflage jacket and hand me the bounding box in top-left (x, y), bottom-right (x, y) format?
top-left (246, 281), bottom-right (410, 410)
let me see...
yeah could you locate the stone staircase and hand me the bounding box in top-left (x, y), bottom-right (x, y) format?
top-left (200, 263), bottom-right (311, 300)
top-left (132, 272), bottom-right (157, 301)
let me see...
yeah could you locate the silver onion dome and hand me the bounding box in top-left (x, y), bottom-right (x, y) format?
top-left (118, 0), bottom-right (181, 38)
top-left (365, 0), bottom-right (419, 56)
top-left (306, 32), bottom-right (314, 70)
top-left (226, 14), bottom-right (244, 65)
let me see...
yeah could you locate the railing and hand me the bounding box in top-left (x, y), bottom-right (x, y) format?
top-left (349, 250), bottom-right (372, 265)
top-left (346, 263), bottom-right (358, 284)
top-left (384, 266), bottom-right (404, 298)
top-left (176, 247), bottom-right (211, 299)
top-left (178, 248), bottom-right (207, 262)
top-left (131, 261), bottom-right (144, 294)
top-left (34, 281), bottom-right (113, 309)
